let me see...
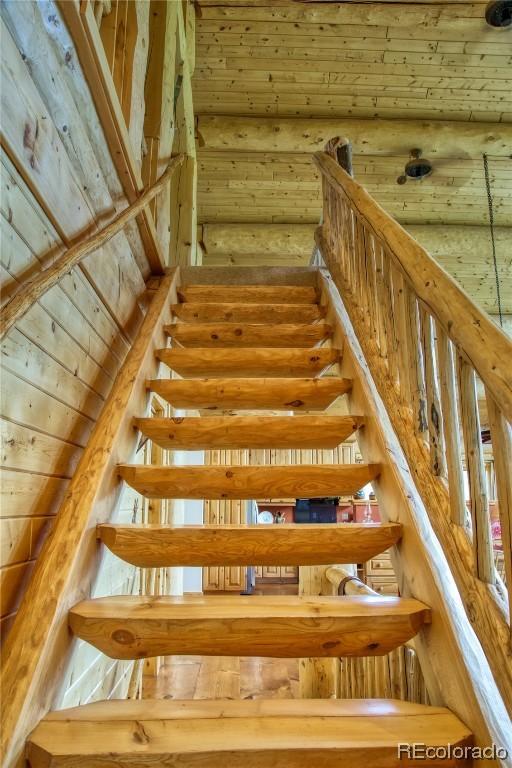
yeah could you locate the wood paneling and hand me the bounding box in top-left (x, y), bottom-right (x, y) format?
top-left (196, 150), bottom-right (512, 227)
top-left (192, 0), bottom-right (512, 306)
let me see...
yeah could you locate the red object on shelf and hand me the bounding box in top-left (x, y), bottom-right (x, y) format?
top-left (353, 501), bottom-right (381, 524)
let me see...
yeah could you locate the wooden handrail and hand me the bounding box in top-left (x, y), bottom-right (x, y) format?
top-left (0, 154), bottom-right (184, 341)
top-left (325, 565), bottom-right (379, 596)
top-left (315, 144), bottom-right (512, 718)
top-left (313, 151), bottom-right (512, 424)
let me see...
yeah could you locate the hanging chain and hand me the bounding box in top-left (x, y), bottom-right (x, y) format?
top-left (483, 153), bottom-right (503, 327)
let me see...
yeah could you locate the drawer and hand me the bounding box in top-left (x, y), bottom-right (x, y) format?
top-left (366, 555), bottom-right (394, 575)
top-left (367, 576), bottom-right (399, 596)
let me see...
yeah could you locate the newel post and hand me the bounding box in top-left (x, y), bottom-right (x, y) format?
top-left (324, 136), bottom-right (353, 177)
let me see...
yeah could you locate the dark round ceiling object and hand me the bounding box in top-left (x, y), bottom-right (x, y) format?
top-left (485, 0), bottom-right (512, 27)
top-left (404, 158), bottom-right (433, 180)
top-left (396, 174), bottom-right (407, 185)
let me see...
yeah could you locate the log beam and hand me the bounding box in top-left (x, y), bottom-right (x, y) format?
top-left (197, 116), bottom-right (512, 158)
top-left (199, 223), bottom-right (512, 315)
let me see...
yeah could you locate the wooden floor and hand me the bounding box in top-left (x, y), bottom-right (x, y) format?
top-left (143, 584), bottom-right (299, 701)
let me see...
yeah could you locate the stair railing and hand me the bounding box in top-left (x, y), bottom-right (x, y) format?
top-left (314, 144), bottom-right (512, 715)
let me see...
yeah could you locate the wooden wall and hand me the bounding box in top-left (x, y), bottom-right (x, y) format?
top-left (0, 0), bottom-right (195, 704)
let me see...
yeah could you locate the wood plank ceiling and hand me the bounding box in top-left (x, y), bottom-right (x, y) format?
top-left (192, 0), bottom-right (511, 314)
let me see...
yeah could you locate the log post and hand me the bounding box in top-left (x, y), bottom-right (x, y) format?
top-left (298, 565), bottom-right (338, 698)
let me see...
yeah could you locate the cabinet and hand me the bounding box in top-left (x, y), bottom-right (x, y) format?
top-left (364, 551), bottom-right (399, 595)
top-left (255, 565), bottom-right (299, 583)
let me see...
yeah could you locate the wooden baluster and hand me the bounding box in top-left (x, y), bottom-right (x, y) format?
top-left (381, 249), bottom-right (400, 386)
top-left (420, 308), bottom-right (447, 478)
top-left (390, 265), bottom-right (412, 406)
top-left (365, 232), bottom-right (380, 342)
top-left (357, 219), bottom-right (366, 316)
top-left (403, 284), bottom-right (428, 438)
top-left (458, 358), bottom-right (494, 583)
top-left (436, 325), bottom-right (467, 526)
top-left (373, 242), bottom-right (388, 361)
top-left (486, 390), bottom-right (512, 625)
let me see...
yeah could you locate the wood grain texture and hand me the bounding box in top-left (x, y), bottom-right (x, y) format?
top-left (68, 594), bottom-right (430, 659)
top-left (98, 522), bottom-right (402, 567)
top-left (319, 269), bottom-right (512, 744)
top-left (58, 1), bottom-right (165, 274)
top-left (148, 377), bottom-right (351, 410)
top-left (133, 414), bottom-right (361, 449)
top-left (0, 156), bottom-right (183, 340)
top-left (315, 153), bottom-right (512, 423)
top-left (178, 284), bottom-right (319, 304)
top-left (171, 302), bottom-right (326, 323)
top-left (27, 698), bottom-right (472, 768)
top-left (0, 271), bottom-right (178, 767)
top-left (156, 347), bottom-right (340, 377)
top-left (118, 462), bottom-right (381, 499)
top-left (165, 321), bottom-right (332, 347)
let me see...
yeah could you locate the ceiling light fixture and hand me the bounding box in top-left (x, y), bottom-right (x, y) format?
top-left (485, 0), bottom-right (512, 27)
top-left (396, 149), bottom-right (433, 185)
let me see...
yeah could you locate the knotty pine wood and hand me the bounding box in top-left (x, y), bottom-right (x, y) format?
top-left (177, 284), bottom-right (319, 304)
top-left (68, 593), bottom-right (430, 659)
top-left (164, 321), bottom-right (332, 348)
top-left (27, 699), bottom-right (472, 767)
top-left (319, 270), bottom-right (512, 746)
top-left (171, 301), bottom-right (327, 323)
top-left (133, 414), bottom-right (361, 449)
top-left (98, 522), bottom-right (401, 567)
top-left (148, 377), bottom-right (350, 410)
top-left (0, 271), bottom-right (179, 767)
top-left (117, 462), bottom-right (380, 499)
top-left (156, 347), bottom-right (340, 377)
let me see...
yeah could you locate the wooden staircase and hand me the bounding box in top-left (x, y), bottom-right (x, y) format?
top-left (25, 273), bottom-right (475, 766)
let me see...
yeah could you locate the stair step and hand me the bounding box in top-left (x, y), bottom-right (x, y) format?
top-left (68, 594), bottom-right (430, 659)
top-left (133, 415), bottom-right (361, 449)
top-left (27, 699), bottom-right (473, 767)
top-left (98, 522), bottom-right (402, 567)
top-left (171, 302), bottom-right (326, 324)
top-left (118, 463), bottom-right (381, 499)
top-left (156, 347), bottom-right (339, 377)
top-left (148, 378), bottom-right (350, 411)
top-left (164, 321), bottom-right (332, 348)
top-left (178, 284), bottom-right (319, 304)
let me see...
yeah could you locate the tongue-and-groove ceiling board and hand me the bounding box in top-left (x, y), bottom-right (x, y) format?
top-left (193, 1), bottom-right (512, 227)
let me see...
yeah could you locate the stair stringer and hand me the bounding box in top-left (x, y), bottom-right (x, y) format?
top-left (0, 270), bottom-right (181, 768)
top-left (318, 269), bottom-right (512, 761)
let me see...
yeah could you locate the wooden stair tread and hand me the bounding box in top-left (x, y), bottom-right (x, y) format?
top-left (118, 463), bottom-right (381, 499)
top-left (98, 522), bottom-right (402, 567)
top-left (27, 699), bottom-right (472, 767)
top-left (133, 415), bottom-right (362, 449)
top-left (177, 284), bottom-right (319, 304)
top-left (156, 347), bottom-right (339, 377)
top-left (164, 322), bottom-right (332, 348)
top-left (171, 302), bottom-right (326, 323)
top-left (147, 378), bottom-right (350, 411)
top-left (68, 595), bottom-right (431, 659)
